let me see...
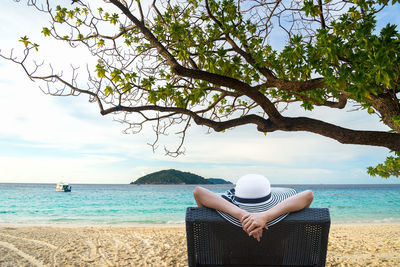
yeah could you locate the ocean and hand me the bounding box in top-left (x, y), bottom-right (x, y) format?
top-left (0, 183), bottom-right (399, 225)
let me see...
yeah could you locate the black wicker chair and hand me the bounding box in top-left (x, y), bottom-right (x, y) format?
top-left (186, 207), bottom-right (330, 267)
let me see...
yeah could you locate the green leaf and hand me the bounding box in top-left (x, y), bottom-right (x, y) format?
top-left (104, 86), bottom-right (113, 96)
top-left (68, 10), bottom-right (75, 19)
top-left (302, 0), bottom-right (320, 17)
top-left (98, 39), bottom-right (105, 47)
top-left (122, 83), bottom-right (132, 93)
top-left (32, 43), bottom-right (39, 51)
top-left (110, 13), bottom-right (119, 25)
top-left (81, 8), bottom-right (88, 15)
top-left (19, 36), bottom-right (30, 47)
top-left (95, 64), bottom-right (106, 78)
top-left (41, 27), bottom-right (51, 37)
top-left (110, 69), bottom-right (121, 83)
top-left (55, 7), bottom-right (67, 23)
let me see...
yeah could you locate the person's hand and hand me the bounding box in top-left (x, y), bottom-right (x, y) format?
top-left (241, 212), bottom-right (269, 237)
top-left (239, 210), bottom-right (261, 240)
top-left (250, 227), bottom-right (263, 242)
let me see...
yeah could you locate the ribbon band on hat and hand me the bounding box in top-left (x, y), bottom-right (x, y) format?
top-left (233, 193), bottom-right (271, 204)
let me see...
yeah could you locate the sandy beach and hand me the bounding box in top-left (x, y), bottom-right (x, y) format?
top-left (0, 224), bottom-right (399, 266)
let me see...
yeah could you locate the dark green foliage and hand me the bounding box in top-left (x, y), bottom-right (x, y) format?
top-left (132, 169), bottom-right (213, 184)
top-left (207, 178), bottom-right (233, 184)
top-left (368, 152), bottom-right (400, 178)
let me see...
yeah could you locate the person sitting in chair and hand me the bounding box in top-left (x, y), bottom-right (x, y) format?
top-left (193, 174), bottom-right (314, 242)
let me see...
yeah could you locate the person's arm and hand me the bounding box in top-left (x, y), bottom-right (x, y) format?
top-left (242, 190), bottom-right (314, 236)
top-left (193, 186), bottom-right (248, 221)
top-left (193, 186), bottom-right (264, 241)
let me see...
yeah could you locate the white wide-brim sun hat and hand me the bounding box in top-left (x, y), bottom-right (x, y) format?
top-left (216, 174), bottom-right (297, 227)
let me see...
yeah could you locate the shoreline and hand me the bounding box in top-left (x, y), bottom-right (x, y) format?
top-left (0, 222), bottom-right (186, 228)
top-left (0, 220), bottom-right (400, 228)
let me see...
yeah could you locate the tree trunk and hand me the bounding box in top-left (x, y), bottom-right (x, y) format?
top-left (370, 92), bottom-right (400, 133)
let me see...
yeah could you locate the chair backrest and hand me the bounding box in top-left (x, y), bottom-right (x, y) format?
top-left (186, 207), bottom-right (330, 267)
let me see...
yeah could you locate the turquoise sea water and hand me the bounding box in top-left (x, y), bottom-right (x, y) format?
top-left (0, 183), bottom-right (399, 225)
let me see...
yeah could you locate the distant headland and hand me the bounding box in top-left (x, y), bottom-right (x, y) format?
top-left (131, 169), bottom-right (232, 185)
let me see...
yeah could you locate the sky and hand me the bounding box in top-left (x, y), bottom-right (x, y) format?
top-left (0, 1), bottom-right (399, 185)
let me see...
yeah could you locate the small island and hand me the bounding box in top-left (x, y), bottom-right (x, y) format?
top-left (131, 169), bottom-right (232, 185)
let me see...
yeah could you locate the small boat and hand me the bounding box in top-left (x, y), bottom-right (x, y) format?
top-left (56, 182), bottom-right (71, 192)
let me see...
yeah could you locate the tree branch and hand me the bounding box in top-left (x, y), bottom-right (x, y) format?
top-left (317, 0), bottom-right (326, 29)
top-left (278, 117), bottom-right (400, 151)
top-left (100, 103), bottom-right (400, 151)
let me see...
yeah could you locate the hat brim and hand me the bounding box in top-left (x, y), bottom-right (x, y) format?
top-left (216, 187), bottom-right (297, 228)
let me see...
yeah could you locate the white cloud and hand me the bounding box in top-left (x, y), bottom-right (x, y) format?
top-left (0, 155), bottom-right (129, 184)
top-left (194, 165), bottom-right (334, 184)
top-left (148, 128), bottom-right (379, 166)
top-left (0, 68), bottom-right (135, 152)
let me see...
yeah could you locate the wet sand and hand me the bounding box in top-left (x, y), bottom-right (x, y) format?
top-left (0, 224), bottom-right (399, 266)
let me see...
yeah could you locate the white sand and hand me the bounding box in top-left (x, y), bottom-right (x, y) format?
top-left (0, 223), bottom-right (398, 266)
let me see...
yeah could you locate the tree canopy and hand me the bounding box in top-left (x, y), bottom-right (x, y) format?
top-left (1, 0), bottom-right (400, 178)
